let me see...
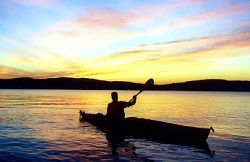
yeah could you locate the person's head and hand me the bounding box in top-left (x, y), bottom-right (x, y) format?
top-left (111, 92), bottom-right (118, 101)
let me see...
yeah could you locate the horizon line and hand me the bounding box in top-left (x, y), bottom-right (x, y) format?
top-left (1, 77), bottom-right (250, 86)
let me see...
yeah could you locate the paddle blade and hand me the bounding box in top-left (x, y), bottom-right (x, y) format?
top-left (129, 78), bottom-right (154, 101)
top-left (145, 78), bottom-right (154, 86)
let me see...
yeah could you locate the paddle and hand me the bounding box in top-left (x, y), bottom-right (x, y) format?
top-left (129, 78), bottom-right (154, 102)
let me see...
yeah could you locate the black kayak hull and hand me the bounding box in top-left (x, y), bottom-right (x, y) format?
top-left (79, 110), bottom-right (212, 146)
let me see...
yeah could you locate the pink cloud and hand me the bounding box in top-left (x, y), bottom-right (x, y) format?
top-left (76, 9), bottom-right (135, 28)
top-left (75, 0), bottom-right (207, 29)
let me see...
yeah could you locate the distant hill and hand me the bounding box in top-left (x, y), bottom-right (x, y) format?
top-left (0, 77), bottom-right (250, 91)
top-left (0, 77), bottom-right (144, 90)
top-left (160, 79), bottom-right (250, 91)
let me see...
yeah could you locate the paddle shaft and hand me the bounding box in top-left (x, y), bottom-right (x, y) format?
top-left (129, 90), bottom-right (143, 102)
top-left (135, 90), bottom-right (143, 97)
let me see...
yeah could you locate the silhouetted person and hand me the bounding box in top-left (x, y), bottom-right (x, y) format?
top-left (106, 92), bottom-right (137, 123)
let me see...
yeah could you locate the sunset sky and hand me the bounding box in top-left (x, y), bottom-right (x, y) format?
top-left (0, 0), bottom-right (250, 84)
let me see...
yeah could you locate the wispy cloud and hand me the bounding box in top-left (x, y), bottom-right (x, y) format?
top-left (10, 0), bottom-right (58, 8)
top-left (129, 31), bottom-right (250, 60)
top-left (86, 31), bottom-right (250, 79)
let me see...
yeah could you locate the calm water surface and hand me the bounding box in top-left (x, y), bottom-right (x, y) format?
top-left (0, 90), bottom-right (249, 161)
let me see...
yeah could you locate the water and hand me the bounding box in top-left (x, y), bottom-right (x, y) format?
top-left (0, 90), bottom-right (249, 161)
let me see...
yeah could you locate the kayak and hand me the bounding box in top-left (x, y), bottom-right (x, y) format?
top-left (79, 110), bottom-right (213, 146)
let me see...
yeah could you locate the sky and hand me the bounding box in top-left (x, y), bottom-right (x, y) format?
top-left (0, 0), bottom-right (250, 84)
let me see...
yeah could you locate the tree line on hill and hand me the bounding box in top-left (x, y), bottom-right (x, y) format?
top-left (0, 77), bottom-right (250, 91)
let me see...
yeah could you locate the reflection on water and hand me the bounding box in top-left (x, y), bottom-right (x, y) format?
top-left (0, 90), bottom-right (250, 161)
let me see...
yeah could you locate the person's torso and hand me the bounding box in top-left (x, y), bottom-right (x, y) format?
top-left (108, 101), bottom-right (128, 119)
